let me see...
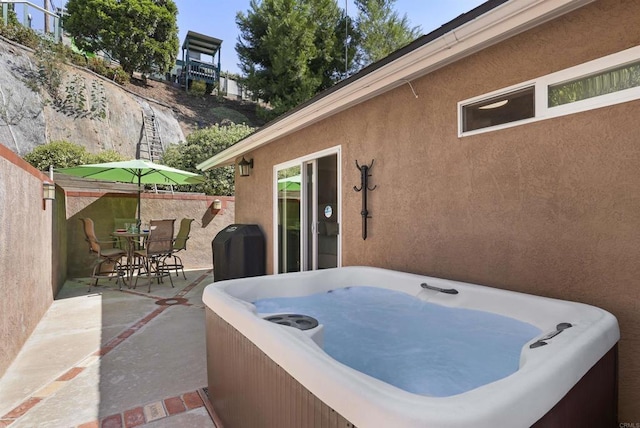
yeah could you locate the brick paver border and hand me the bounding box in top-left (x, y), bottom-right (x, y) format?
top-left (0, 270), bottom-right (213, 426)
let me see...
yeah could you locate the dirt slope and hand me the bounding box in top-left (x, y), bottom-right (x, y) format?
top-left (123, 77), bottom-right (265, 136)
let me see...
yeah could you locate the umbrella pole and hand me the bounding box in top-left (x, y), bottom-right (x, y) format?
top-left (137, 173), bottom-right (141, 227)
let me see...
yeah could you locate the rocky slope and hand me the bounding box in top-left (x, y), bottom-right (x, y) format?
top-left (0, 36), bottom-right (263, 158)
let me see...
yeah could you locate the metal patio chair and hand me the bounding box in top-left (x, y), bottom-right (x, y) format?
top-left (134, 219), bottom-right (175, 292)
top-left (80, 218), bottom-right (127, 292)
top-left (164, 218), bottom-right (194, 279)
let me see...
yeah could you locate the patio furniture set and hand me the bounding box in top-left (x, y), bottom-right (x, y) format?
top-left (80, 217), bottom-right (194, 293)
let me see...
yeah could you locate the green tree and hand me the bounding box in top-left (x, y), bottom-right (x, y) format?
top-left (63, 0), bottom-right (179, 76)
top-left (354, 0), bottom-right (421, 68)
top-left (161, 123), bottom-right (255, 196)
top-left (236, 0), bottom-right (356, 118)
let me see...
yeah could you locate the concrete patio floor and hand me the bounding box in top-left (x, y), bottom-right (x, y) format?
top-left (0, 269), bottom-right (217, 428)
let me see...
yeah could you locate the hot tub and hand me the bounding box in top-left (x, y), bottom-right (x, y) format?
top-left (203, 266), bottom-right (619, 428)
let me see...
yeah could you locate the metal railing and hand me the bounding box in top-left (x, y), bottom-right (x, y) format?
top-left (1, 1), bottom-right (62, 42)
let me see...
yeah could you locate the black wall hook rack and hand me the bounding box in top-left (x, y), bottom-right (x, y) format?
top-left (353, 160), bottom-right (376, 240)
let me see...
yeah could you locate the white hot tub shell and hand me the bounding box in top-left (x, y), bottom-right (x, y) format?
top-left (203, 266), bottom-right (619, 428)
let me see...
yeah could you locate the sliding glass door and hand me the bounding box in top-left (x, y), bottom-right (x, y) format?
top-left (277, 165), bottom-right (301, 273)
top-left (275, 149), bottom-right (340, 273)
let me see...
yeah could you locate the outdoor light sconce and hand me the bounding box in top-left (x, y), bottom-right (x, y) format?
top-left (238, 156), bottom-right (253, 177)
top-left (211, 198), bottom-right (222, 213)
top-left (42, 181), bottom-right (55, 211)
top-left (43, 181), bottom-right (56, 201)
top-left (43, 166), bottom-right (56, 207)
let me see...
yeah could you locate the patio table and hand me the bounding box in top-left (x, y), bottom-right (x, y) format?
top-left (111, 230), bottom-right (149, 285)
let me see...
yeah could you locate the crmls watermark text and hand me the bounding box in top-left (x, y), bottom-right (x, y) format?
top-left (620, 423), bottom-right (640, 428)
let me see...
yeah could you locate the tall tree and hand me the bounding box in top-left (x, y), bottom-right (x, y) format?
top-left (63, 0), bottom-right (179, 76)
top-left (354, 0), bottom-right (421, 68)
top-left (236, 0), bottom-right (356, 118)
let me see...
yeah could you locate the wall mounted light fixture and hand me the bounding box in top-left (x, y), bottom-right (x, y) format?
top-left (43, 182), bottom-right (56, 200)
top-left (238, 156), bottom-right (253, 177)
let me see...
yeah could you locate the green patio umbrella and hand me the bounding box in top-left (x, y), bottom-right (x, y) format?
top-left (277, 174), bottom-right (301, 191)
top-left (58, 159), bottom-right (205, 224)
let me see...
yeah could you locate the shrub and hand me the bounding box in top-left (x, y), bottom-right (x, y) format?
top-left (161, 123), bottom-right (255, 195)
top-left (86, 57), bottom-right (109, 76)
top-left (90, 149), bottom-right (125, 163)
top-left (188, 80), bottom-right (207, 97)
top-left (112, 68), bottom-right (130, 85)
top-left (0, 22), bottom-right (40, 50)
top-left (24, 140), bottom-right (92, 170)
top-left (23, 141), bottom-right (125, 170)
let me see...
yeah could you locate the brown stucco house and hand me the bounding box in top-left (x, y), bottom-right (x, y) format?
top-left (198, 0), bottom-right (640, 422)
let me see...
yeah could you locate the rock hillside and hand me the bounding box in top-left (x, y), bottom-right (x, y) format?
top-left (0, 36), bottom-right (263, 159)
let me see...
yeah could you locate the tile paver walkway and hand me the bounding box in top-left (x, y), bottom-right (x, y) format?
top-left (0, 269), bottom-right (216, 428)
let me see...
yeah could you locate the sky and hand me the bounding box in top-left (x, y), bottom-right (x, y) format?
top-left (174, 0), bottom-right (487, 75)
top-left (48, 1), bottom-right (487, 75)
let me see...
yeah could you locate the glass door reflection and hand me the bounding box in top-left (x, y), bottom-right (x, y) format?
top-left (277, 165), bottom-right (301, 273)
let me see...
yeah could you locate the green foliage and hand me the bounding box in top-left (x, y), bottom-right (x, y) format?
top-left (188, 80), bottom-right (207, 97)
top-left (82, 57), bottom-right (130, 85)
top-left (161, 123), bottom-right (255, 196)
top-left (86, 57), bottom-right (109, 76)
top-left (64, 0), bottom-right (180, 76)
top-left (236, 0), bottom-right (356, 117)
top-left (354, 0), bottom-right (422, 67)
top-left (3, 5), bottom-right (20, 27)
top-left (548, 62), bottom-right (640, 107)
top-left (209, 107), bottom-right (250, 125)
top-left (255, 104), bottom-right (277, 122)
top-left (24, 140), bottom-right (92, 170)
top-left (32, 40), bottom-right (65, 99)
top-left (0, 21), bottom-right (41, 49)
top-left (57, 73), bottom-right (108, 119)
top-left (24, 140), bottom-right (126, 170)
top-left (111, 68), bottom-right (130, 85)
top-left (235, 0), bottom-right (418, 116)
top-left (91, 149), bottom-right (124, 163)
top-left (62, 74), bottom-right (88, 112)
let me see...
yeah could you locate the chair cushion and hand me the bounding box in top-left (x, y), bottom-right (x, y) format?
top-left (102, 248), bottom-right (126, 257)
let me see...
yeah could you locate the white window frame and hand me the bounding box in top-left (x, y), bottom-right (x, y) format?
top-left (272, 145), bottom-right (342, 274)
top-left (459, 45), bottom-right (640, 137)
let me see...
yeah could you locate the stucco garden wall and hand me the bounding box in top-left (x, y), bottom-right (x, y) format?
top-left (65, 191), bottom-right (234, 278)
top-left (0, 140), bottom-right (233, 378)
top-left (234, 0), bottom-right (640, 422)
top-left (0, 144), bottom-right (60, 377)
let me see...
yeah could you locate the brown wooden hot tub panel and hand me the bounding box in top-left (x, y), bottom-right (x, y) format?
top-left (532, 344), bottom-right (617, 427)
top-left (206, 310), bottom-right (355, 428)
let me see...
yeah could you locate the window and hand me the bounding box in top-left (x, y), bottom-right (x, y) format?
top-left (548, 60), bottom-right (640, 107)
top-left (459, 45), bottom-right (640, 136)
top-left (463, 87), bottom-right (534, 132)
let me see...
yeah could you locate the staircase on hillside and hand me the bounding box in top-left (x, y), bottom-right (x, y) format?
top-left (139, 110), bottom-right (164, 162)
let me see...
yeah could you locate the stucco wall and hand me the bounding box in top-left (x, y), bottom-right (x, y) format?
top-left (0, 144), bottom-right (57, 377)
top-left (65, 191), bottom-right (234, 278)
top-left (235, 0), bottom-right (640, 422)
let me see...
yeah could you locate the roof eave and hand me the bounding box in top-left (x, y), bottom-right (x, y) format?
top-left (197, 0), bottom-right (595, 171)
